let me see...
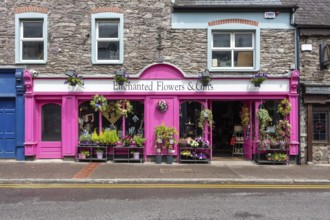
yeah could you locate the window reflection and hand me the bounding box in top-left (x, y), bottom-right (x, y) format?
top-left (180, 101), bottom-right (202, 139)
top-left (79, 101), bottom-right (99, 135)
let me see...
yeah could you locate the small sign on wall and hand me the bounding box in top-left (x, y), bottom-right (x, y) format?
top-left (264, 12), bottom-right (276, 19)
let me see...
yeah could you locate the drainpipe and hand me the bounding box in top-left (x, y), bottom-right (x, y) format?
top-left (291, 8), bottom-right (302, 165)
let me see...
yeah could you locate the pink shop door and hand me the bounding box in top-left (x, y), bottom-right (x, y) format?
top-left (37, 103), bottom-right (62, 158)
top-left (146, 97), bottom-right (177, 155)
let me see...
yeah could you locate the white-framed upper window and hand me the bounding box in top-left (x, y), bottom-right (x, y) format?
top-left (207, 23), bottom-right (260, 72)
top-left (15, 13), bottom-right (48, 64)
top-left (212, 32), bottom-right (254, 69)
top-left (92, 13), bottom-right (124, 64)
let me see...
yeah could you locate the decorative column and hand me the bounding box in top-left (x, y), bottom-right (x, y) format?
top-left (289, 70), bottom-right (300, 156)
top-left (15, 69), bottom-right (25, 160)
top-left (23, 70), bottom-right (37, 156)
top-left (62, 96), bottom-right (78, 156)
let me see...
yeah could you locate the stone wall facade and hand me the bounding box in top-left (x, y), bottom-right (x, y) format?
top-left (299, 35), bottom-right (330, 164)
top-left (0, 0), bottom-right (295, 77)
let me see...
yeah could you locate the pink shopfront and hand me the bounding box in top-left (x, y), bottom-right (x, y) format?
top-left (23, 63), bottom-right (300, 162)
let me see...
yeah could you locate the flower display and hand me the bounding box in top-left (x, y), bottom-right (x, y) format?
top-left (196, 153), bottom-right (207, 160)
top-left (195, 136), bottom-right (210, 148)
top-left (278, 99), bottom-right (291, 117)
top-left (275, 120), bottom-right (291, 139)
top-left (122, 135), bottom-right (133, 146)
top-left (64, 70), bottom-right (84, 87)
top-left (198, 109), bottom-right (214, 128)
top-left (250, 72), bottom-right (268, 86)
top-left (90, 95), bottom-right (108, 112)
top-left (188, 139), bottom-right (199, 148)
top-left (240, 104), bottom-right (250, 127)
top-left (181, 150), bottom-right (192, 158)
top-left (198, 72), bottom-right (212, 86)
top-left (156, 100), bottom-right (168, 113)
top-left (114, 70), bottom-right (128, 85)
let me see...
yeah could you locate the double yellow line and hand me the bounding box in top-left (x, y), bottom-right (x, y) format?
top-left (0, 183), bottom-right (330, 189)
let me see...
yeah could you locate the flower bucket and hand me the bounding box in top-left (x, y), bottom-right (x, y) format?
top-left (166, 155), bottom-right (173, 164)
top-left (79, 154), bottom-right (86, 159)
top-left (133, 152), bottom-right (140, 160)
top-left (96, 152), bottom-right (103, 159)
top-left (156, 155), bottom-right (162, 164)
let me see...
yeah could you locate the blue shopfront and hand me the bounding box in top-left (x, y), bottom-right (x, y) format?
top-left (0, 68), bottom-right (25, 160)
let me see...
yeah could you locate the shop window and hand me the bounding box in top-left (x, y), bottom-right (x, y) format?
top-left (180, 101), bottom-right (202, 139)
top-left (79, 100), bottom-right (143, 139)
top-left (79, 101), bottom-right (99, 135)
top-left (91, 13), bottom-right (124, 64)
top-left (41, 104), bottom-right (61, 141)
top-left (313, 107), bottom-right (328, 142)
top-left (15, 13), bottom-right (48, 64)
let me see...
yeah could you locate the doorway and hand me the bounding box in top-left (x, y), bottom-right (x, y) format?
top-left (212, 101), bottom-right (243, 159)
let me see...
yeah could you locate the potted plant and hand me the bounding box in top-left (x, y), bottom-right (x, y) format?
top-left (156, 100), bottom-right (168, 113)
top-left (250, 72), bottom-right (268, 87)
top-left (154, 123), bottom-right (178, 164)
top-left (122, 135), bottom-right (133, 147)
top-left (198, 109), bottom-right (214, 129)
top-left (275, 119), bottom-right (291, 147)
top-left (114, 69), bottom-right (128, 85)
top-left (64, 70), bottom-right (84, 87)
top-left (79, 150), bottom-right (90, 159)
top-left (132, 135), bottom-right (146, 147)
top-left (198, 70), bottom-right (211, 86)
top-left (79, 132), bottom-right (92, 145)
top-left (95, 148), bottom-right (103, 159)
top-left (91, 129), bottom-right (99, 144)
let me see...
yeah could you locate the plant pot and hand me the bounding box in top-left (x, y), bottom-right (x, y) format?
top-left (133, 152), bottom-right (140, 160)
top-left (166, 155), bottom-right (173, 164)
top-left (254, 82), bottom-right (261, 87)
top-left (79, 154), bottom-right (86, 159)
top-left (96, 152), bottom-right (103, 159)
top-left (156, 155), bottom-right (162, 164)
top-left (117, 81), bottom-right (124, 86)
top-left (202, 81), bottom-right (209, 87)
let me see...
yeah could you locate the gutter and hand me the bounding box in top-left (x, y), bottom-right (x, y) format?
top-left (173, 4), bottom-right (299, 12)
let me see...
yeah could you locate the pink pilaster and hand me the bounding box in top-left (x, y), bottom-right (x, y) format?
top-left (23, 70), bottom-right (37, 156)
top-left (289, 70), bottom-right (300, 155)
top-left (62, 96), bottom-right (78, 156)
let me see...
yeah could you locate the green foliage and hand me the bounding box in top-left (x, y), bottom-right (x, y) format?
top-left (198, 109), bottom-right (214, 128)
top-left (79, 133), bottom-right (91, 143)
top-left (257, 108), bottom-right (272, 139)
top-left (133, 135), bottom-right (146, 147)
top-left (154, 123), bottom-right (178, 149)
top-left (91, 129), bottom-right (99, 143)
top-left (103, 129), bottom-right (119, 145)
top-left (90, 95), bottom-right (108, 112)
top-left (80, 150), bottom-right (90, 157)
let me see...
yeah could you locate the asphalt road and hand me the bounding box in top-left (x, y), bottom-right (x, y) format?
top-left (0, 184), bottom-right (329, 220)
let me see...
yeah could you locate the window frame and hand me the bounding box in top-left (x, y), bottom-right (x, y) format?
top-left (312, 106), bottom-right (329, 143)
top-left (91, 12), bottom-right (124, 64)
top-left (207, 23), bottom-right (260, 72)
top-left (15, 12), bottom-right (48, 64)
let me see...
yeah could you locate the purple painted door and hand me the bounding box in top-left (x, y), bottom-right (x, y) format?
top-left (37, 102), bottom-right (62, 158)
top-left (145, 97), bottom-right (177, 155)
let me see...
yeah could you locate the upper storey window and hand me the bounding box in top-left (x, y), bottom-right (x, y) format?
top-left (212, 32), bottom-right (254, 69)
top-left (92, 13), bottom-right (124, 64)
top-left (15, 13), bottom-right (48, 64)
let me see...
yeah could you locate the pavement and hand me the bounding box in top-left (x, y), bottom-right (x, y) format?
top-left (0, 160), bottom-right (330, 184)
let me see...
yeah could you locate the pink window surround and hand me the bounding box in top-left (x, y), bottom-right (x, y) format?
top-left (23, 64), bottom-right (300, 160)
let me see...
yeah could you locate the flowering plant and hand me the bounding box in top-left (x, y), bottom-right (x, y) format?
top-left (90, 95), bottom-right (108, 112)
top-left (250, 72), bottom-right (268, 86)
top-left (275, 120), bottom-right (291, 139)
top-left (64, 70), bottom-right (84, 87)
top-left (156, 100), bottom-right (168, 113)
top-left (198, 109), bottom-right (214, 128)
top-left (122, 135), bottom-right (133, 146)
top-left (195, 136), bottom-right (210, 148)
top-left (181, 150), bottom-right (192, 158)
top-left (240, 104), bottom-right (250, 128)
top-left (278, 99), bottom-right (291, 117)
top-left (114, 70), bottom-right (128, 85)
top-left (198, 73), bottom-right (212, 86)
top-left (196, 153), bottom-right (207, 160)
top-left (188, 139), bottom-right (199, 148)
